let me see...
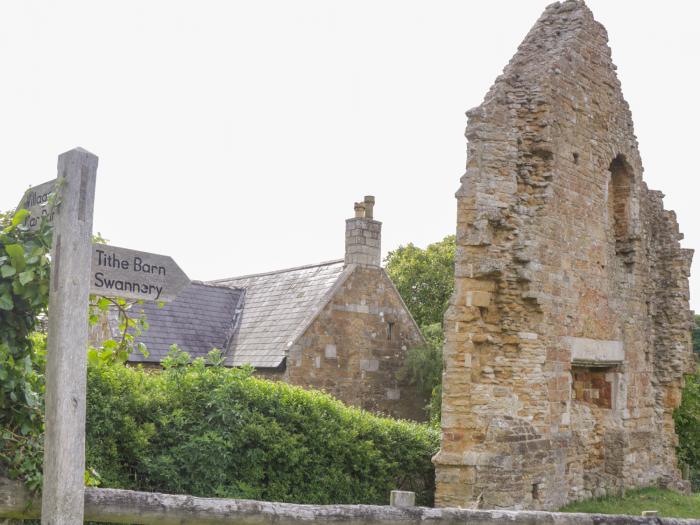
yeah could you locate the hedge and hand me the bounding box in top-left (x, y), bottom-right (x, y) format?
top-left (675, 365), bottom-right (700, 491)
top-left (85, 351), bottom-right (439, 506)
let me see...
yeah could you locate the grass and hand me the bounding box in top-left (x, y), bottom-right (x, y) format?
top-left (559, 487), bottom-right (700, 519)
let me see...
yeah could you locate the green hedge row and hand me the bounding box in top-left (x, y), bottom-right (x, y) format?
top-left (85, 354), bottom-right (439, 506)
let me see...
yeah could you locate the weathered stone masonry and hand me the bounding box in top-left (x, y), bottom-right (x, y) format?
top-left (434, 0), bottom-right (695, 511)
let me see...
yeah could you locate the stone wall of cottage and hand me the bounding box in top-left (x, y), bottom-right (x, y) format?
top-left (281, 266), bottom-right (426, 421)
top-left (433, 0), bottom-right (695, 511)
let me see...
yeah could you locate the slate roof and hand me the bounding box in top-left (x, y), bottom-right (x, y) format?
top-left (211, 260), bottom-right (350, 368)
top-left (126, 282), bottom-right (245, 364)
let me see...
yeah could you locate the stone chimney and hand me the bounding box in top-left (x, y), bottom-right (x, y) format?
top-left (345, 195), bottom-right (381, 267)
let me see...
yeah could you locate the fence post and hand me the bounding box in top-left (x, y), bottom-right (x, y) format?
top-left (41, 148), bottom-right (98, 525)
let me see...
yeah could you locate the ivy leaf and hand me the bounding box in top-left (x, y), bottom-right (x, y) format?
top-left (5, 244), bottom-right (26, 272)
top-left (0, 292), bottom-right (13, 311)
top-left (137, 342), bottom-right (149, 358)
top-left (1, 265), bottom-right (16, 278)
top-left (19, 270), bottom-right (34, 285)
top-left (11, 209), bottom-right (29, 228)
top-left (87, 347), bottom-right (100, 367)
top-left (97, 297), bottom-right (111, 311)
top-left (117, 349), bottom-right (129, 363)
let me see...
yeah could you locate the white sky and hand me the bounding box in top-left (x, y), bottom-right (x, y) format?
top-left (1, 1), bottom-right (698, 311)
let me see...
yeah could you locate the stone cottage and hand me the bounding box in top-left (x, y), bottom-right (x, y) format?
top-left (433, 0), bottom-right (695, 511)
top-left (103, 196), bottom-right (426, 421)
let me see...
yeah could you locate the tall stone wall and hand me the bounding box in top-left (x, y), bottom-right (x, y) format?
top-left (433, 0), bottom-right (695, 511)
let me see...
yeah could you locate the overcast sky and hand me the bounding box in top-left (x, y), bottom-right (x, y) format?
top-left (1, 1), bottom-right (698, 310)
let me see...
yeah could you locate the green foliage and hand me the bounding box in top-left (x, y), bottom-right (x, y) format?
top-left (675, 365), bottom-right (700, 491)
top-left (384, 235), bottom-right (455, 327)
top-left (85, 351), bottom-right (439, 505)
top-left (0, 203), bottom-right (146, 492)
top-left (87, 296), bottom-right (149, 367)
top-left (693, 315), bottom-right (699, 355)
top-left (559, 487), bottom-right (700, 519)
top-left (397, 323), bottom-right (443, 423)
top-left (0, 209), bottom-right (53, 491)
top-left (385, 236), bottom-right (454, 424)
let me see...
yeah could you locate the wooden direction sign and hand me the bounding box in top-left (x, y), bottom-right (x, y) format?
top-left (16, 178), bottom-right (58, 231)
top-left (91, 244), bottom-right (190, 302)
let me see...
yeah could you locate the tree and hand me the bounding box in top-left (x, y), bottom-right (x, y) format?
top-left (384, 235), bottom-right (455, 328)
top-left (385, 236), bottom-right (455, 422)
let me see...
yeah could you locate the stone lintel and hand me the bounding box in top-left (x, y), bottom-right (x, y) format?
top-left (563, 337), bottom-right (624, 364)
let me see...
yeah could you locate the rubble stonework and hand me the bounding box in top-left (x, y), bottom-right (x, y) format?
top-left (433, 0), bottom-right (695, 510)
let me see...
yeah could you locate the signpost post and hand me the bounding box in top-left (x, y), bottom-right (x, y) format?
top-left (13, 148), bottom-right (190, 524)
top-left (41, 148), bottom-right (98, 525)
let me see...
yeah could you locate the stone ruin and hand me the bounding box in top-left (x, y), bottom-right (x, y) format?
top-left (433, 0), bottom-right (695, 511)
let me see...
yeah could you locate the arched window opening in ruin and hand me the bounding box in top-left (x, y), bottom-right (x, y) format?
top-left (608, 155), bottom-right (634, 257)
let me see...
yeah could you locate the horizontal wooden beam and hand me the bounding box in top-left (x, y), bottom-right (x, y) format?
top-left (2, 478), bottom-right (699, 525)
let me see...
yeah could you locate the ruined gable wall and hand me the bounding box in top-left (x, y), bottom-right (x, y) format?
top-left (434, 0), bottom-right (694, 511)
top-left (285, 266), bottom-right (426, 421)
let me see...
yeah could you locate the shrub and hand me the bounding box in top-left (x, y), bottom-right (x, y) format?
top-left (675, 365), bottom-right (700, 491)
top-left (85, 350), bottom-right (439, 505)
top-left (397, 322), bottom-right (443, 423)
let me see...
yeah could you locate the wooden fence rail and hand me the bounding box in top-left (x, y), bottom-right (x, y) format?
top-left (2, 478), bottom-right (699, 525)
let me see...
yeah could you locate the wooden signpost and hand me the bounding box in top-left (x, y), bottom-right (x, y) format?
top-left (14, 148), bottom-right (189, 525)
top-left (15, 179), bottom-right (58, 232)
top-left (42, 148), bottom-right (98, 525)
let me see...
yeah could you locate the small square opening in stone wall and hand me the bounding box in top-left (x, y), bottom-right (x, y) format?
top-left (571, 365), bottom-right (617, 409)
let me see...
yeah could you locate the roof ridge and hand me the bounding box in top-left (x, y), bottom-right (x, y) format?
top-left (190, 280), bottom-right (244, 290)
top-left (209, 259), bottom-right (345, 282)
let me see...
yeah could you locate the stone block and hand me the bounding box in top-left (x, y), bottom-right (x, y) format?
top-left (386, 388), bottom-right (401, 400)
top-left (324, 344), bottom-right (337, 359)
top-left (466, 290), bottom-right (492, 307)
top-left (360, 358), bottom-right (379, 372)
top-left (390, 490), bottom-right (415, 507)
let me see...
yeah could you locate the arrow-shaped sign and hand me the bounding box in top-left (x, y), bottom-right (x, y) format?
top-left (90, 244), bottom-right (190, 302)
top-left (16, 178), bottom-right (58, 232)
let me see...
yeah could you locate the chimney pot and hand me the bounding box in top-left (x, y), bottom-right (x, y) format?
top-left (363, 195), bottom-right (375, 219)
top-left (354, 202), bottom-right (365, 218)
